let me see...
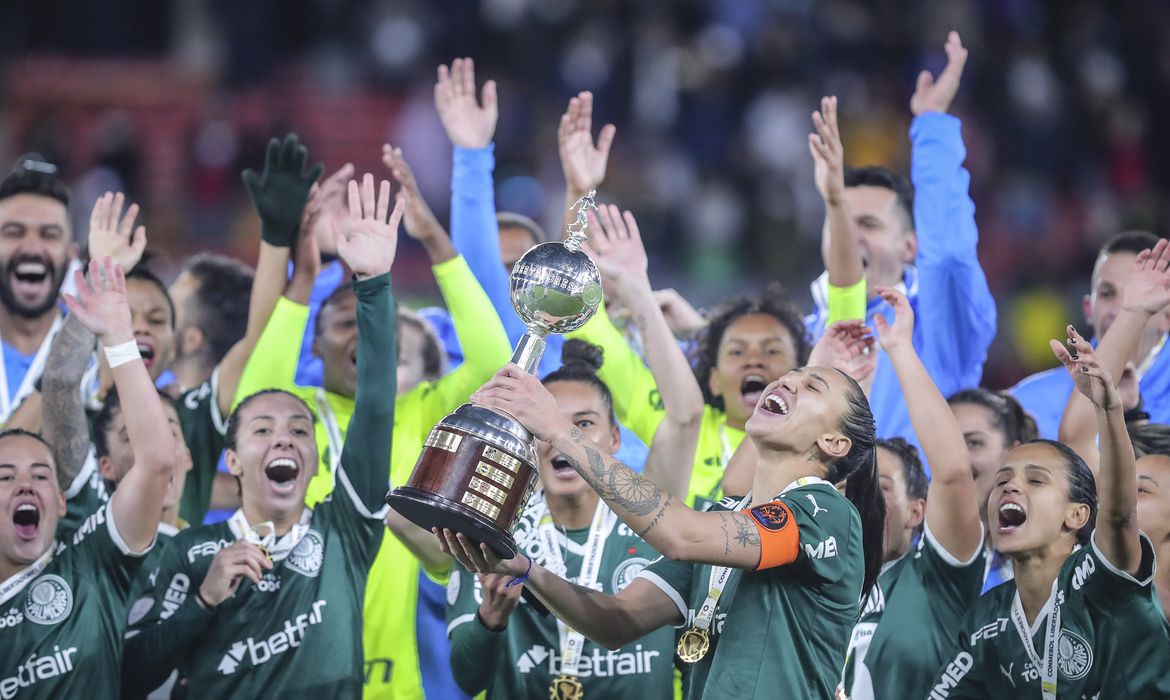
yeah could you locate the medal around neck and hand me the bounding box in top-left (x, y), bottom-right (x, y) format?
top-left (549, 673), bottom-right (585, 700)
top-left (386, 192), bottom-right (604, 558)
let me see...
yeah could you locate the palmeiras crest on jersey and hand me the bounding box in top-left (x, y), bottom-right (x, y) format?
top-left (286, 529), bottom-right (325, 577)
top-left (24, 574), bottom-right (73, 625)
top-left (611, 557), bottom-right (651, 592)
top-left (1057, 629), bottom-right (1093, 680)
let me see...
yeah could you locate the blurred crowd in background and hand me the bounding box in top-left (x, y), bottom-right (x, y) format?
top-left (2, 0), bottom-right (1168, 388)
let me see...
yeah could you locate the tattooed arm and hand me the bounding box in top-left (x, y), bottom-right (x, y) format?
top-left (473, 365), bottom-right (766, 569)
top-left (42, 315), bottom-right (98, 487)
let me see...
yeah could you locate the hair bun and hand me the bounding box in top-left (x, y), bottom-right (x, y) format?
top-left (560, 339), bottom-right (604, 374)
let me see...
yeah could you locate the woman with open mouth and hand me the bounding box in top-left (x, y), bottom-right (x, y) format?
top-left (445, 349), bottom-right (886, 698)
top-left (927, 328), bottom-right (1170, 698)
top-left (123, 175), bottom-right (401, 698)
top-left (0, 256), bottom-right (178, 699)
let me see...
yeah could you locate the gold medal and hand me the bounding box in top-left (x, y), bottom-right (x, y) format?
top-left (676, 627), bottom-right (710, 663)
top-left (549, 674), bottom-right (584, 700)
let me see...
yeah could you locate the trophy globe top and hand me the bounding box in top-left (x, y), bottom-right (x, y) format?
top-left (509, 241), bottom-right (603, 335)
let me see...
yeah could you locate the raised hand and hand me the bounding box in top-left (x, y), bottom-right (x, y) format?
top-left (873, 286), bottom-right (915, 353)
top-left (62, 257), bottom-right (132, 345)
top-left (1121, 238), bottom-right (1170, 316)
top-left (558, 91), bottom-right (616, 195)
top-left (809, 96), bottom-right (845, 206)
top-left (807, 320), bottom-right (877, 383)
top-left (308, 162), bottom-right (356, 257)
top-left (654, 288), bottom-right (707, 339)
top-left (434, 58), bottom-right (498, 150)
top-left (382, 144), bottom-right (446, 242)
top-left (331, 174), bottom-right (406, 280)
top-left (88, 192), bottom-right (146, 272)
top-left (910, 31), bottom-right (968, 116)
top-left (242, 133), bottom-right (325, 247)
top-left (476, 573), bottom-right (524, 631)
top-left (584, 204), bottom-right (649, 302)
top-left (1051, 325), bottom-right (1120, 411)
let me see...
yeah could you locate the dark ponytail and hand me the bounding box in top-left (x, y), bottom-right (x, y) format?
top-left (542, 340), bottom-right (616, 427)
top-left (828, 370), bottom-right (884, 606)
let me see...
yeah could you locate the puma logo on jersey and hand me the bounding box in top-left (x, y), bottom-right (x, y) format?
top-left (999, 663), bottom-right (1015, 688)
top-left (515, 643), bottom-right (660, 677)
top-left (216, 600), bottom-right (327, 675)
top-left (928, 651), bottom-right (973, 699)
top-left (806, 494), bottom-right (828, 517)
top-left (1, 646), bottom-right (79, 699)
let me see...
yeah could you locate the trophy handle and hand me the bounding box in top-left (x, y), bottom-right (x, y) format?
top-left (510, 330), bottom-right (548, 375)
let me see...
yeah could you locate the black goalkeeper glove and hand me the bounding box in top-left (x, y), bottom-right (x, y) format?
top-left (242, 133), bottom-right (324, 247)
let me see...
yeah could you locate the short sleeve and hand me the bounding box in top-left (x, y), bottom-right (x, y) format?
top-left (69, 503), bottom-right (151, 599)
top-left (635, 555), bottom-right (694, 628)
top-left (445, 567), bottom-right (480, 637)
top-left (776, 486), bottom-right (856, 584)
top-left (1074, 531), bottom-right (1157, 606)
top-left (916, 520), bottom-right (987, 609)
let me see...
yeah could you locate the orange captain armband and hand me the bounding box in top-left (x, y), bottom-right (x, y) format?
top-left (748, 500), bottom-right (800, 570)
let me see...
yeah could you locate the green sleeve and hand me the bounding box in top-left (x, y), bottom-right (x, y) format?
top-left (335, 272), bottom-right (396, 519)
top-left (635, 554), bottom-right (695, 626)
top-left (566, 304), bottom-right (665, 445)
top-left (928, 616), bottom-right (984, 699)
top-left (916, 521), bottom-right (987, 613)
top-left (123, 541), bottom-right (216, 695)
top-left (232, 296), bottom-right (308, 409)
top-left (446, 568), bottom-right (506, 696)
top-left (825, 278), bottom-right (867, 325)
top-left (410, 256), bottom-right (513, 429)
top-left (773, 486), bottom-right (855, 584)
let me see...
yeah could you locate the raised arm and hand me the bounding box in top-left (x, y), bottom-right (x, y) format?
top-left (65, 258), bottom-right (175, 552)
top-left (382, 144), bottom-right (456, 265)
top-left (1058, 239), bottom-right (1170, 466)
top-left (332, 174), bottom-right (404, 512)
top-left (1052, 327), bottom-right (1143, 574)
top-left (909, 32), bottom-right (996, 395)
top-left (874, 286), bottom-right (981, 560)
top-left (558, 91), bottom-right (615, 232)
top-left (810, 96), bottom-right (866, 324)
top-left (473, 366), bottom-right (765, 569)
top-left (216, 137), bottom-right (329, 417)
top-left (586, 205), bottom-right (703, 499)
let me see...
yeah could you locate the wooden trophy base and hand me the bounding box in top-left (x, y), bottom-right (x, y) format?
top-left (387, 486), bottom-right (520, 559)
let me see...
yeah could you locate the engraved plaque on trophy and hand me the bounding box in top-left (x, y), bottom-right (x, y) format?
top-left (386, 192), bottom-right (604, 558)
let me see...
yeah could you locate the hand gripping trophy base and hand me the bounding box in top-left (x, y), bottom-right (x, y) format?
top-left (387, 191), bottom-right (603, 559)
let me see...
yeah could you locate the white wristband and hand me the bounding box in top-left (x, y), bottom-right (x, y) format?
top-left (102, 340), bottom-right (141, 369)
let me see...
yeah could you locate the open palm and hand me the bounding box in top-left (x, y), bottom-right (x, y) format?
top-left (873, 286), bottom-right (915, 353)
top-left (332, 174), bottom-right (405, 280)
top-left (63, 257), bottom-right (133, 344)
top-left (1051, 326), bottom-right (1119, 410)
top-left (88, 191), bottom-right (147, 272)
top-left (585, 204), bottom-right (649, 302)
top-left (808, 320), bottom-right (876, 383)
top-left (434, 58), bottom-right (498, 150)
top-left (1122, 238), bottom-right (1170, 315)
top-left (558, 91), bottom-right (616, 194)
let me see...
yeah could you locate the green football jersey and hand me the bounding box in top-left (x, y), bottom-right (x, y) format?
top-left (57, 450), bottom-right (107, 542)
top-left (642, 481), bottom-right (864, 699)
top-left (125, 490), bottom-right (385, 698)
top-left (176, 369), bottom-right (228, 525)
top-left (840, 522), bottom-right (986, 700)
top-left (637, 495), bottom-right (745, 699)
top-left (928, 532), bottom-right (1170, 699)
top-left (0, 505), bottom-right (147, 699)
top-left (446, 496), bottom-right (675, 699)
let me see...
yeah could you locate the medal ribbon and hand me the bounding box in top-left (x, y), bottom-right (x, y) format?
top-left (228, 509), bottom-right (312, 562)
top-left (0, 547), bottom-right (53, 605)
top-left (1009, 584), bottom-right (1060, 700)
top-left (536, 497), bottom-right (609, 679)
top-left (314, 388), bottom-right (344, 483)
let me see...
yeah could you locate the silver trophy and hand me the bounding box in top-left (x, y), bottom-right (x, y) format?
top-left (386, 192), bottom-right (603, 557)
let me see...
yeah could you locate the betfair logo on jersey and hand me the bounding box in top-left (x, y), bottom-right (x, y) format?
top-left (216, 600), bottom-right (327, 675)
top-left (927, 651), bottom-right (973, 699)
top-left (23, 575), bottom-right (72, 625)
top-left (1, 647), bottom-right (79, 699)
top-left (285, 529), bottom-right (324, 577)
top-left (515, 644), bottom-right (661, 677)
